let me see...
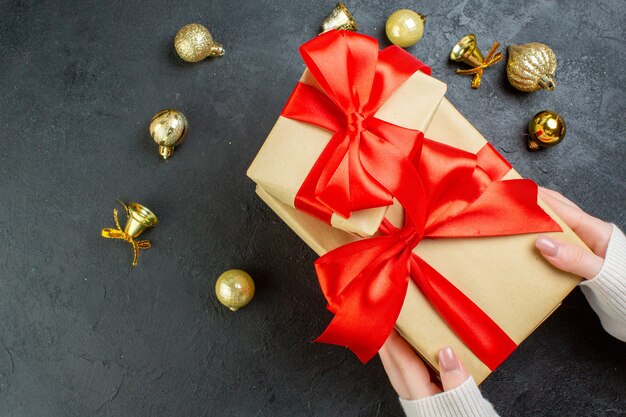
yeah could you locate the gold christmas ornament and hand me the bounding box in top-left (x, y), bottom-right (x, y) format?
top-left (215, 269), bottom-right (255, 311)
top-left (174, 23), bottom-right (225, 63)
top-left (385, 9), bottom-right (425, 48)
top-left (507, 43), bottom-right (557, 93)
top-left (527, 110), bottom-right (566, 150)
top-left (101, 202), bottom-right (158, 267)
top-left (321, 3), bottom-right (358, 33)
top-left (450, 34), bottom-right (503, 89)
top-left (149, 109), bottom-right (188, 160)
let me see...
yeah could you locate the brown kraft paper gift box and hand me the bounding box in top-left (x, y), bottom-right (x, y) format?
top-left (250, 97), bottom-right (587, 384)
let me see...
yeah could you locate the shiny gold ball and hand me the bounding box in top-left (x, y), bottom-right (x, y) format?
top-left (174, 23), bottom-right (225, 63)
top-left (528, 110), bottom-right (566, 150)
top-left (215, 269), bottom-right (255, 311)
top-left (149, 109), bottom-right (188, 159)
top-left (385, 9), bottom-right (425, 48)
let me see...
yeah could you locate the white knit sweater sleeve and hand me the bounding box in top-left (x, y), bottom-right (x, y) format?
top-left (579, 224), bottom-right (626, 342)
top-left (400, 377), bottom-right (499, 417)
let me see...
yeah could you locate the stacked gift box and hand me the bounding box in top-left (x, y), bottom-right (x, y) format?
top-left (247, 30), bottom-right (586, 383)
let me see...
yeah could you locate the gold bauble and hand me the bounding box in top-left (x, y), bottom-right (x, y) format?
top-left (174, 23), bottom-right (225, 63)
top-left (507, 43), bottom-right (557, 93)
top-left (385, 9), bottom-right (425, 48)
top-left (215, 269), bottom-right (255, 311)
top-left (149, 109), bottom-right (188, 160)
top-left (528, 110), bottom-right (566, 150)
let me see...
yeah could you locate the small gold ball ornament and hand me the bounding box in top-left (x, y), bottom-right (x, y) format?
top-left (385, 9), bottom-right (425, 48)
top-left (507, 43), bottom-right (557, 93)
top-left (528, 110), bottom-right (566, 150)
top-left (215, 269), bottom-right (255, 311)
top-left (149, 109), bottom-right (188, 160)
top-left (174, 23), bottom-right (225, 63)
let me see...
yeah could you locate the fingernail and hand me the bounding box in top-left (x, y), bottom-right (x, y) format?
top-left (438, 347), bottom-right (460, 372)
top-left (535, 235), bottom-right (560, 257)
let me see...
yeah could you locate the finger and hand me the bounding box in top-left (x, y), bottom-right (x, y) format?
top-left (383, 331), bottom-right (440, 399)
top-left (535, 234), bottom-right (604, 279)
top-left (380, 330), bottom-right (440, 400)
top-left (539, 187), bottom-right (580, 208)
top-left (437, 347), bottom-right (470, 391)
top-left (379, 342), bottom-right (411, 400)
top-left (538, 188), bottom-right (612, 257)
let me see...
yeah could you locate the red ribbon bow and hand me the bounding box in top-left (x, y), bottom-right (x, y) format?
top-left (282, 30), bottom-right (562, 369)
top-left (282, 30), bottom-right (431, 220)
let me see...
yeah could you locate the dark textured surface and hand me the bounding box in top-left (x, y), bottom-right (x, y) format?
top-left (0, 0), bottom-right (624, 416)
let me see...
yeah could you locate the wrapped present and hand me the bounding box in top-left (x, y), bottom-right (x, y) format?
top-left (248, 31), bottom-right (587, 383)
top-left (247, 31), bottom-right (447, 237)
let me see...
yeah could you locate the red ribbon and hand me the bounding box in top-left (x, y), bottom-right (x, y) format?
top-left (281, 31), bottom-right (562, 369)
top-left (282, 30), bottom-right (430, 220)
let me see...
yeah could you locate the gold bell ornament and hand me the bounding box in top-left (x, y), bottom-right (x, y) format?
top-left (507, 42), bottom-right (557, 93)
top-left (385, 9), bottom-right (425, 48)
top-left (215, 269), bottom-right (255, 311)
top-left (174, 23), bottom-right (225, 63)
top-left (527, 110), bottom-right (566, 150)
top-left (101, 202), bottom-right (158, 267)
top-left (450, 34), bottom-right (503, 89)
top-left (320, 2), bottom-right (358, 33)
top-left (149, 109), bottom-right (188, 160)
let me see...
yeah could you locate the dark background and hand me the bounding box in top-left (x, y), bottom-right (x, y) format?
top-left (1, 0), bottom-right (624, 416)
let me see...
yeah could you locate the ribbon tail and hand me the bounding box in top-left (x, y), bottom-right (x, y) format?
top-left (101, 228), bottom-right (126, 239)
top-left (113, 208), bottom-right (124, 230)
top-left (316, 245), bottom-right (412, 363)
top-left (426, 179), bottom-right (561, 237)
top-left (131, 241), bottom-right (139, 267)
top-left (471, 73), bottom-right (482, 89)
top-left (410, 256), bottom-right (517, 370)
top-left (455, 67), bottom-right (482, 75)
top-left (484, 43), bottom-right (502, 64)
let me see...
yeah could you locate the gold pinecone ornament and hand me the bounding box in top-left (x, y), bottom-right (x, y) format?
top-left (507, 43), bottom-right (557, 93)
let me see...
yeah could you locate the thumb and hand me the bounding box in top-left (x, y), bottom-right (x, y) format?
top-left (535, 235), bottom-right (604, 279)
top-left (437, 347), bottom-right (470, 391)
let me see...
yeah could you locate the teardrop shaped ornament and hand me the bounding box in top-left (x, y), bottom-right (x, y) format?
top-left (507, 43), bottom-right (557, 93)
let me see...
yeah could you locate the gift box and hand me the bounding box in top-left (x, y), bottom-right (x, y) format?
top-left (247, 34), bottom-right (447, 237)
top-left (247, 31), bottom-right (587, 383)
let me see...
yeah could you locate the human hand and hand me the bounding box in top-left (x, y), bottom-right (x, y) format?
top-left (535, 187), bottom-right (613, 279)
top-left (379, 329), bottom-right (470, 400)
